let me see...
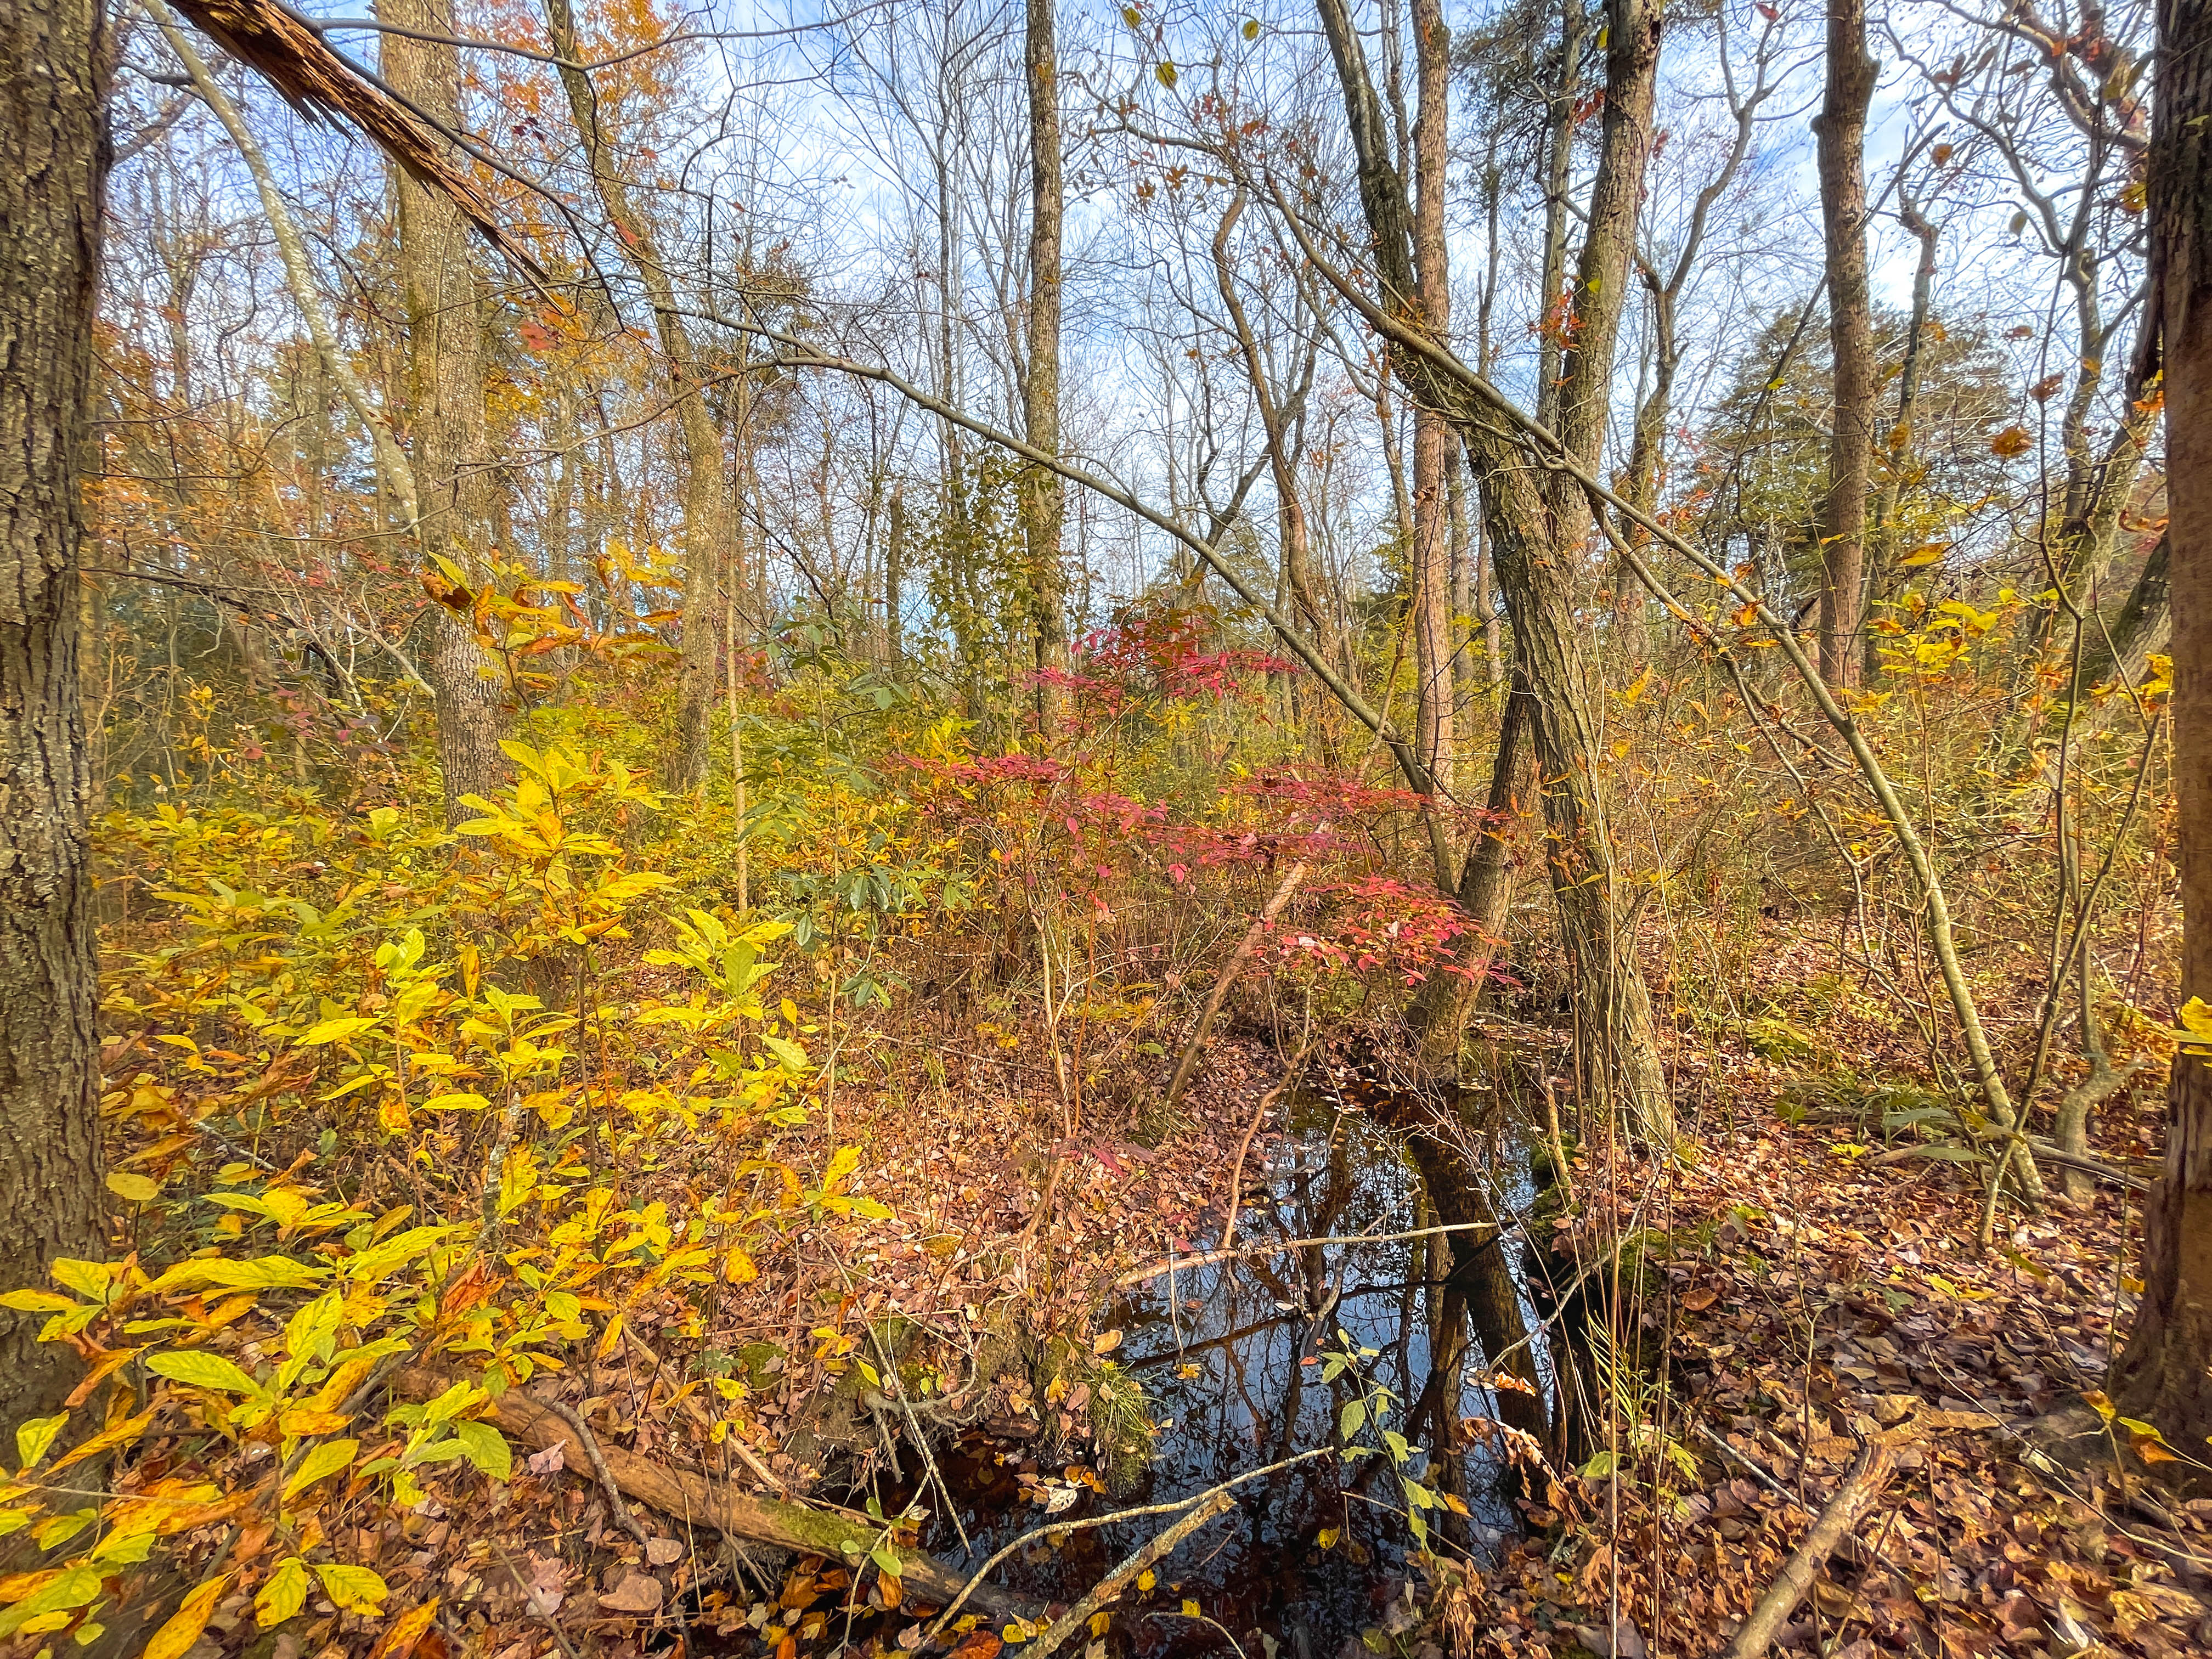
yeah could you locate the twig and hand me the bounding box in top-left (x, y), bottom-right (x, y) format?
top-left (537, 1395), bottom-right (655, 1553)
top-left (1719, 1441), bottom-right (1898, 1659)
top-left (1220, 1045), bottom-right (1312, 1252)
top-left (1114, 1220), bottom-right (1498, 1286)
top-left (1025, 1492), bottom-right (1237, 1659)
top-left (928, 1446), bottom-right (1333, 1636)
top-left (490, 1537), bottom-right (586, 1659)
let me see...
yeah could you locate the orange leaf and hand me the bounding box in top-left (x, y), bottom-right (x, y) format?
top-left (144, 1573), bottom-right (230, 1659)
top-left (1990, 425), bottom-right (2034, 458)
top-left (369, 1598), bottom-right (443, 1659)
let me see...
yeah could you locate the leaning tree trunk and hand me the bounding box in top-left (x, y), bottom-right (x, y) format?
top-left (2114, 0), bottom-right (2212, 1471)
top-left (0, 0), bottom-right (109, 1429)
top-left (1812, 0), bottom-right (1875, 688)
top-left (380, 0), bottom-right (509, 821)
top-left (1321, 0), bottom-right (1675, 1143)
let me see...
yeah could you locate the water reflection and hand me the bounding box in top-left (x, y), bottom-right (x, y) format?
top-left (927, 1088), bottom-right (1550, 1658)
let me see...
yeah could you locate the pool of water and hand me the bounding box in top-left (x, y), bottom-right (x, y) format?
top-left (920, 1085), bottom-right (1549, 1658)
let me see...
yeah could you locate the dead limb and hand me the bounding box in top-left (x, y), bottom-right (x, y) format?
top-left (1718, 1440), bottom-right (1897, 1659)
top-left (1163, 857), bottom-right (1311, 1110)
top-left (929, 1446), bottom-right (1331, 1637)
top-left (1025, 1491), bottom-right (1237, 1659)
top-left (1114, 1220), bottom-right (1499, 1286)
top-left (535, 1394), bottom-right (654, 1553)
top-left (391, 1369), bottom-right (1033, 1618)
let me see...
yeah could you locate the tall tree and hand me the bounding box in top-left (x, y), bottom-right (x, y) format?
top-left (544, 0), bottom-right (725, 791)
top-left (2114, 0), bottom-right (2212, 1466)
top-left (1023, 0), bottom-right (1069, 739)
top-left (0, 0), bottom-right (109, 1429)
top-left (1321, 0), bottom-right (1674, 1139)
top-left (1813, 0), bottom-right (1876, 687)
top-left (379, 0), bottom-right (511, 820)
top-left (1408, 0), bottom-right (1454, 806)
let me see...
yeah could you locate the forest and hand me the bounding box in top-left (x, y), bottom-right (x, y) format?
top-left (2, 0), bottom-right (2209, 1654)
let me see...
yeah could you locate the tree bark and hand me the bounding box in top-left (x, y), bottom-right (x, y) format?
top-left (1813, 0), bottom-right (1876, 687)
top-left (544, 0), bottom-right (724, 789)
top-left (1408, 675), bottom-right (1533, 1070)
top-left (0, 0), bottom-right (109, 1429)
top-left (1320, 0), bottom-right (1674, 1142)
top-left (1024, 0), bottom-right (1069, 741)
top-left (380, 0), bottom-right (509, 821)
top-left (2114, 0), bottom-right (2212, 1471)
top-left (1409, 0), bottom-right (1453, 806)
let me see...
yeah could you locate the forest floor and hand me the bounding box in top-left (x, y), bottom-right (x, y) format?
top-left (1457, 1059), bottom-right (2212, 1659)
top-left (163, 948), bottom-right (2212, 1659)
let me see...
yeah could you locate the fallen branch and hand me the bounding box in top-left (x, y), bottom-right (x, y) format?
top-left (1114, 1220), bottom-right (1499, 1286)
top-left (1718, 1440), bottom-right (1898, 1659)
top-left (1025, 1491), bottom-right (1236, 1659)
top-left (929, 1446), bottom-right (1332, 1637)
top-left (392, 1369), bottom-right (1032, 1618)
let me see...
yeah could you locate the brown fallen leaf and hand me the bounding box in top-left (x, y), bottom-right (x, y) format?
top-left (645, 1536), bottom-right (686, 1566)
top-left (598, 1571), bottom-right (665, 1615)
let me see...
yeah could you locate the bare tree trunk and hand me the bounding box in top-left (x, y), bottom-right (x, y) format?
top-left (0, 0), bottom-right (109, 1429)
top-left (544, 0), bottom-right (723, 789)
top-left (1813, 0), bottom-right (1875, 687)
top-left (1534, 0), bottom-right (1588, 433)
top-left (1409, 675), bottom-right (1534, 1069)
top-left (1865, 195), bottom-right (1938, 684)
top-left (2114, 0), bottom-right (2212, 1472)
top-left (1409, 0), bottom-right (1453, 805)
top-left (380, 0), bottom-right (509, 819)
top-left (1024, 0), bottom-right (1069, 740)
top-left (885, 480), bottom-right (905, 667)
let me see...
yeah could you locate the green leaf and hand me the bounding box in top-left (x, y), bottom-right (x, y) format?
top-left (148, 1351), bottom-right (263, 1396)
top-left (283, 1438), bottom-right (358, 1499)
top-left (1155, 60), bottom-right (1178, 88)
top-left (1339, 1400), bottom-right (1366, 1437)
top-left (453, 1420), bottom-right (512, 1481)
top-left (314, 1564), bottom-right (388, 1615)
top-left (255, 1558), bottom-right (310, 1628)
top-left (1243, 17), bottom-right (1260, 37)
top-left (1580, 1449), bottom-right (1619, 1480)
top-left (0, 1565), bottom-right (104, 1637)
top-left (14, 1414), bottom-right (67, 1471)
top-left (154, 1256), bottom-right (330, 1294)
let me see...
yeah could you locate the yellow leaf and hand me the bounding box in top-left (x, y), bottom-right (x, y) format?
top-left (283, 1438), bottom-right (358, 1500)
top-left (1090, 1612), bottom-right (1112, 1638)
top-left (597, 1312), bottom-right (627, 1359)
top-left (144, 1573), bottom-right (229, 1659)
top-left (107, 1172), bottom-right (161, 1204)
top-left (1181, 1598), bottom-right (1201, 1618)
top-left (1317, 1527), bottom-right (1341, 1550)
top-left (256, 1557), bottom-right (310, 1627)
top-left (48, 1406), bottom-right (154, 1474)
top-left (723, 1247), bottom-right (758, 1284)
top-left (314, 1562), bottom-right (388, 1613)
top-left (1137, 1570), bottom-right (1155, 1593)
top-left (1899, 543), bottom-right (1948, 568)
top-left (1155, 60), bottom-right (1178, 88)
